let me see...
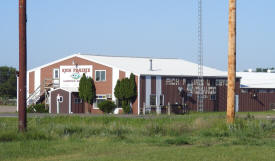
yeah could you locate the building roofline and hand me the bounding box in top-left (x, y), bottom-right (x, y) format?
top-left (28, 53), bottom-right (81, 72)
top-left (79, 53), bottom-right (182, 60)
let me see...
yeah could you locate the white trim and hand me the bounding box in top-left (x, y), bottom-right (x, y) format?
top-left (125, 71), bottom-right (131, 78)
top-left (95, 70), bottom-right (106, 82)
top-left (59, 96), bottom-right (63, 103)
top-left (145, 76), bottom-right (151, 107)
top-left (137, 76), bottom-right (140, 115)
top-left (112, 67), bottom-right (119, 102)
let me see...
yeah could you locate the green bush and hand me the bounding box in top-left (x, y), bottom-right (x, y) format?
top-left (98, 100), bottom-right (116, 113)
top-left (27, 103), bottom-right (48, 113)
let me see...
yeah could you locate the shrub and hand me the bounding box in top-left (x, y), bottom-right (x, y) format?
top-left (98, 100), bottom-right (116, 113)
top-left (27, 103), bottom-right (48, 113)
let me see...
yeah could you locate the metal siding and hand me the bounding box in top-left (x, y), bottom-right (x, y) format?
top-left (156, 76), bottom-right (162, 106)
top-left (50, 89), bottom-right (69, 114)
top-left (151, 76), bottom-right (156, 94)
top-left (71, 92), bottom-right (84, 113)
top-left (145, 76), bottom-right (151, 107)
top-left (239, 90), bottom-right (275, 111)
top-left (160, 76), bottom-right (239, 112)
top-left (140, 76), bottom-right (146, 108)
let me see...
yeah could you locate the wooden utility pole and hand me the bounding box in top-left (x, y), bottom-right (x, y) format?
top-left (227, 0), bottom-right (236, 123)
top-left (19, 0), bottom-right (27, 131)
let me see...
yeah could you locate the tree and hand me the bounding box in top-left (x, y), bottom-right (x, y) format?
top-left (114, 73), bottom-right (137, 113)
top-left (0, 66), bottom-right (17, 98)
top-left (129, 73), bottom-right (137, 102)
top-left (78, 73), bottom-right (96, 113)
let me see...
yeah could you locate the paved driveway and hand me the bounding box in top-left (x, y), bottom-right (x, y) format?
top-left (0, 106), bottom-right (16, 113)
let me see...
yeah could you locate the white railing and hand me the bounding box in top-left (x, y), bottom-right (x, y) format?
top-left (27, 85), bottom-right (41, 105)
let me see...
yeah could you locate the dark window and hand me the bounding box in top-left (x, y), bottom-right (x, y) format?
top-left (53, 69), bottom-right (59, 79)
top-left (74, 98), bottom-right (82, 104)
top-left (210, 80), bottom-right (216, 86)
top-left (160, 95), bottom-right (164, 106)
top-left (95, 70), bottom-right (106, 81)
top-left (150, 95), bottom-right (156, 106)
top-left (210, 94), bottom-right (216, 100)
top-left (59, 96), bottom-right (63, 102)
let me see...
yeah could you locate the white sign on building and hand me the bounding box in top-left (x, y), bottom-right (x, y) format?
top-left (60, 65), bottom-right (93, 88)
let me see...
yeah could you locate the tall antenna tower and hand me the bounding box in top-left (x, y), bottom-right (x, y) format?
top-left (197, 0), bottom-right (204, 112)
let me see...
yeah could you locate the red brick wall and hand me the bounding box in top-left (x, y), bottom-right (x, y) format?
top-left (29, 71), bottom-right (35, 94)
top-left (40, 56), bottom-right (112, 95)
top-left (119, 70), bottom-right (125, 80)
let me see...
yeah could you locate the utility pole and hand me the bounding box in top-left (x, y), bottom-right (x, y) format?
top-left (19, 0), bottom-right (27, 131)
top-left (227, 0), bottom-right (236, 123)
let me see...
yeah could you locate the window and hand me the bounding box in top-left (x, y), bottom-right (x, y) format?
top-left (53, 69), bottom-right (59, 79)
top-left (259, 89), bottom-right (267, 93)
top-left (187, 83), bottom-right (193, 94)
top-left (216, 79), bottom-right (227, 86)
top-left (270, 103), bottom-right (275, 110)
top-left (210, 94), bottom-right (216, 100)
top-left (150, 94), bottom-right (156, 106)
top-left (241, 89), bottom-right (249, 93)
top-left (210, 79), bottom-right (216, 86)
top-left (95, 70), bottom-right (106, 81)
top-left (74, 98), bottom-right (82, 104)
top-left (58, 96), bottom-right (63, 102)
top-left (94, 95), bottom-right (107, 109)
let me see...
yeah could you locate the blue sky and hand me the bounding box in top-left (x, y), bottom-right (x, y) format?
top-left (0, 0), bottom-right (274, 71)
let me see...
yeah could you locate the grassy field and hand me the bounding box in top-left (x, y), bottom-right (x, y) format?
top-left (0, 112), bottom-right (275, 161)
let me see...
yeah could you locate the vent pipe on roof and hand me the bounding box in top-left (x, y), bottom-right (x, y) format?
top-left (149, 59), bottom-right (153, 71)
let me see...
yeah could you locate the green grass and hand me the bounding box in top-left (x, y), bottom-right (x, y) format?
top-left (0, 113), bottom-right (275, 161)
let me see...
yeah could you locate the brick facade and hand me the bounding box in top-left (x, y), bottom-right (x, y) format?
top-left (29, 71), bottom-right (35, 94)
top-left (40, 56), bottom-right (112, 95)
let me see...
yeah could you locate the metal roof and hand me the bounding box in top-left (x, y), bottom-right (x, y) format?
top-left (28, 53), bottom-right (228, 77)
top-left (237, 72), bottom-right (275, 89)
top-left (78, 54), bottom-right (228, 77)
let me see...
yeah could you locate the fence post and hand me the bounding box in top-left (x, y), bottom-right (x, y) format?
top-left (168, 102), bottom-right (171, 116)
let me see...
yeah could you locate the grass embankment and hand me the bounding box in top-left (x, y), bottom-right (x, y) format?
top-left (0, 112), bottom-right (275, 161)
